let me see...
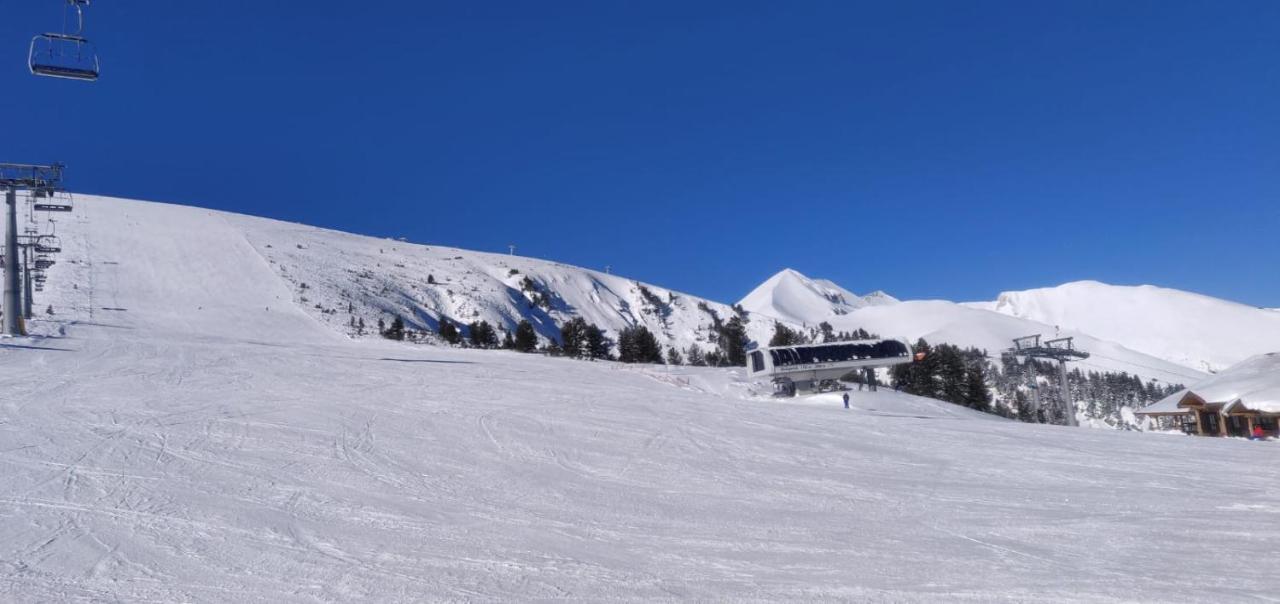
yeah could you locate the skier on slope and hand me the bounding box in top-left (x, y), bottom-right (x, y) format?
top-left (843, 392), bottom-right (850, 409)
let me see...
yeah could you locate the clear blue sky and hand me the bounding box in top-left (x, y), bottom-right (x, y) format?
top-left (4, 1), bottom-right (1277, 306)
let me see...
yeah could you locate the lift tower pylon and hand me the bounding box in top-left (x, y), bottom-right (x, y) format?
top-left (1006, 334), bottom-right (1091, 427)
top-left (0, 164), bottom-right (63, 336)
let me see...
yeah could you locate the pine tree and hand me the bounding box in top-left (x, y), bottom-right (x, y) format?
top-left (501, 330), bottom-right (515, 349)
top-left (891, 338), bottom-right (939, 399)
top-left (704, 350), bottom-right (725, 367)
top-left (937, 345), bottom-right (967, 405)
top-left (964, 361), bottom-right (992, 413)
top-left (617, 326), bottom-right (636, 362)
top-left (438, 317), bottom-right (461, 345)
top-left (666, 346), bottom-right (684, 366)
top-left (513, 320), bottom-right (538, 353)
top-left (1015, 389), bottom-right (1035, 422)
top-left (769, 322), bottom-right (805, 347)
top-left (890, 361), bottom-right (910, 391)
top-left (468, 320), bottom-right (499, 348)
top-left (818, 321), bottom-right (835, 343)
top-left (560, 317), bottom-right (589, 358)
top-left (718, 316), bottom-right (749, 366)
top-left (618, 325), bottom-right (663, 364)
top-left (557, 318), bottom-right (610, 359)
top-left (686, 344), bottom-right (706, 367)
top-left (586, 324), bottom-right (612, 360)
top-left (383, 316), bottom-right (406, 341)
top-left (911, 339), bottom-right (938, 398)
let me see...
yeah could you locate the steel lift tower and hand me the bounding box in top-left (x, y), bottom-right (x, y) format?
top-left (0, 163), bottom-right (63, 336)
top-left (1007, 334), bottom-right (1091, 427)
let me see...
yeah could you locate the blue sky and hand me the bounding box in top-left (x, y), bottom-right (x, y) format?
top-left (3, 1), bottom-right (1277, 306)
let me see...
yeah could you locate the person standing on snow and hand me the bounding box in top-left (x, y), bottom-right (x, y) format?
top-left (843, 392), bottom-right (850, 409)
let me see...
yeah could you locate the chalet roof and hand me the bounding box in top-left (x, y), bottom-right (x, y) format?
top-left (1138, 389), bottom-right (1192, 415)
top-left (1137, 353), bottom-right (1280, 416)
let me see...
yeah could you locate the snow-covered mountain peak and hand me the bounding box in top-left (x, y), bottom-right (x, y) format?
top-left (738, 268), bottom-right (890, 325)
top-left (987, 281), bottom-right (1280, 372)
top-left (860, 290), bottom-right (900, 306)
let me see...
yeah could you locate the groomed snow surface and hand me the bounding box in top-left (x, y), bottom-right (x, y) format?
top-left (2, 197), bottom-right (1278, 602)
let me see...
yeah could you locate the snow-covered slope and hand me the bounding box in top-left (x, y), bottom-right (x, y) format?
top-left (26, 197), bottom-right (339, 345)
top-left (2, 195), bottom-right (1277, 600)
top-left (738, 268), bottom-right (897, 325)
top-left (982, 281), bottom-right (1280, 372)
top-left (739, 270), bottom-right (1206, 386)
top-left (53, 197), bottom-right (1224, 392)
top-left (828, 300), bottom-right (1203, 385)
top-left (223, 208), bottom-right (771, 353)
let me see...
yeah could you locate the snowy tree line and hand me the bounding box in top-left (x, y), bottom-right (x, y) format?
top-left (365, 308), bottom-right (752, 368)
top-left (767, 321), bottom-right (879, 347)
top-left (889, 338), bottom-right (1182, 427)
top-left (370, 306), bottom-right (1178, 429)
top-left (759, 323), bottom-right (1183, 427)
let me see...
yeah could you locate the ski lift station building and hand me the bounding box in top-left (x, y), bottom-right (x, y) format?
top-left (747, 338), bottom-right (915, 395)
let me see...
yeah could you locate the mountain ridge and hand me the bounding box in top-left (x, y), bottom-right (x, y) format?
top-left (37, 195), bottom-right (1231, 389)
top-left (981, 280), bottom-right (1280, 372)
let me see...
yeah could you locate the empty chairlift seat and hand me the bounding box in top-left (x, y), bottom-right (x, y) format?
top-left (29, 33), bottom-right (99, 81)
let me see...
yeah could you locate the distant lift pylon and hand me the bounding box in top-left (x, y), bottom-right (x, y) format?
top-left (1005, 335), bottom-right (1091, 427)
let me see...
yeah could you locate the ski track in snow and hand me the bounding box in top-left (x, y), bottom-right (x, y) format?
top-left (0, 197), bottom-right (1276, 602)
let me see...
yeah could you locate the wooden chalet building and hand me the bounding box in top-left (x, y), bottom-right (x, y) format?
top-left (1137, 353), bottom-right (1280, 438)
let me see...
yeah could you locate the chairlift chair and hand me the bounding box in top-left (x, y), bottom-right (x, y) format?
top-left (29, 33), bottom-right (99, 81)
top-left (29, 1), bottom-right (99, 81)
top-left (33, 191), bottom-right (74, 213)
top-left (35, 257), bottom-right (55, 270)
top-left (35, 235), bottom-right (62, 254)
